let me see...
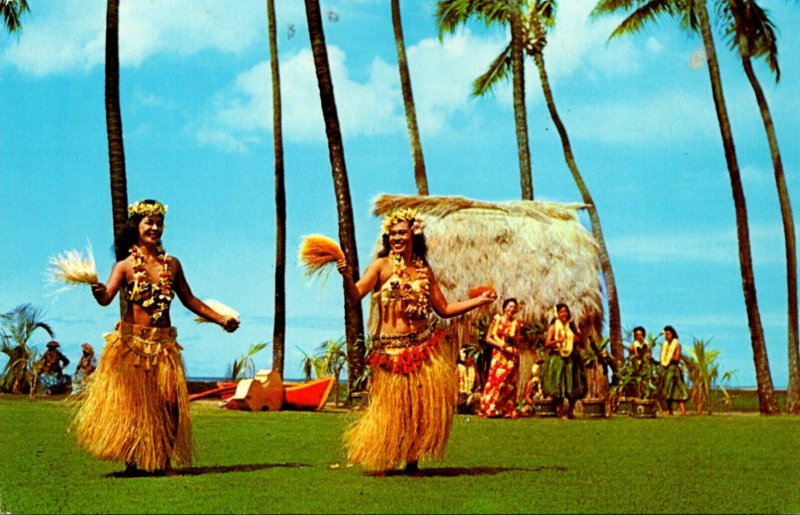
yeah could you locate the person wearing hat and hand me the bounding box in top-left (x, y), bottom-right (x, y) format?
top-left (73, 343), bottom-right (96, 390)
top-left (39, 340), bottom-right (71, 394)
top-left (41, 341), bottom-right (69, 376)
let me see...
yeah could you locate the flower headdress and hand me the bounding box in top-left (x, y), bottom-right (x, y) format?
top-left (128, 200), bottom-right (168, 218)
top-left (381, 207), bottom-right (424, 235)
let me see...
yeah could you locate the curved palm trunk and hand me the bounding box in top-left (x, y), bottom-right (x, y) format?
top-left (529, 16), bottom-right (623, 368)
top-left (304, 0), bottom-right (366, 388)
top-left (738, 54), bottom-right (799, 413)
top-left (697, 2), bottom-right (778, 414)
top-left (267, 0), bottom-right (286, 376)
top-left (391, 0), bottom-right (429, 196)
top-left (105, 0), bottom-right (129, 315)
top-left (509, 4), bottom-right (533, 200)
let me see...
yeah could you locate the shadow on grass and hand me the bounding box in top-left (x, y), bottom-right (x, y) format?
top-left (106, 462), bottom-right (310, 478)
top-left (373, 465), bottom-right (567, 478)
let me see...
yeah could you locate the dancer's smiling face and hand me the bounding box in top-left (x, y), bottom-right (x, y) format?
top-left (388, 221), bottom-right (411, 255)
top-left (138, 215), bottom-right (164, 247)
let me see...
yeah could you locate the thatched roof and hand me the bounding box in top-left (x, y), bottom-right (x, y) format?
top-left (370, 194), bottom-right (604, 347)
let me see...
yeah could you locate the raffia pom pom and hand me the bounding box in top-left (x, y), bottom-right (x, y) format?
top-left (468, 284), bottom-right (496, 299)
top-left (195, 299), bottom-right (240, 324)
top-left (299, 234), bottom-right (345, 279)
top-left (48, 246), bottom-right (99, 285)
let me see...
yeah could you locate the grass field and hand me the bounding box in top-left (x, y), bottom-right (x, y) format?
top-left (1, 394), bottom-right (799, 514)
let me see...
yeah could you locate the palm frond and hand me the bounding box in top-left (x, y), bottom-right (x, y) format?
top-left (473, 43), bottom-right (512, 96)
top-left (436, 0), bottom-right (510, 38)
top-left (720, 0), bottom-right (780, 81)
top-left (592, 0), bottom-right (676, 40)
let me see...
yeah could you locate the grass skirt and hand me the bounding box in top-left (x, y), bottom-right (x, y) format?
top-left (72, 322), bottom-right (192, 472)
top-left (344, 333), bottom-right (457, 471)
top-left (542, 351), bottom-right (587, 401)
top-left (660, 362), bottom-right (689, 401)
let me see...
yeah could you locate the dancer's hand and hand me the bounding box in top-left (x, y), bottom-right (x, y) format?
top-left (478, 289), bottom-right (497, 304)
top-left (336, 259), bottom-right (349, 275)
top-left (221, 316), bottom-right (240, 333)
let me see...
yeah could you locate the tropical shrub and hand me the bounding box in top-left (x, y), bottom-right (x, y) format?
top-left (0, 304), bottom-right (55, 393)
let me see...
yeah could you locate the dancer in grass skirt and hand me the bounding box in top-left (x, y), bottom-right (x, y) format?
top-left (336, 208), bottom-right (496, 474)
top-left (74, 199), bottom-right (239, 476)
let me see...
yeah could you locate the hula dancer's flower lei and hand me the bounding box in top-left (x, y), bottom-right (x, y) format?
top-left (129, 245), bottom-right (174, 323)
top-left (128, 200), bottom-right (168, 218)
top-left (390, 252), bottom-right (431, 320)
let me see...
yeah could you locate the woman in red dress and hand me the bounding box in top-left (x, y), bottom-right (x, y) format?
top-left (479, 298), bottom-right (523, 418)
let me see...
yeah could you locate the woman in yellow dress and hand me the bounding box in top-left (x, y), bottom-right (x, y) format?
top-left (336, 208), bottom-right (496, 474)
top-left (479, 298), bottom-right (523, 418)
top-left (75, 199), bottom-right (239, 476)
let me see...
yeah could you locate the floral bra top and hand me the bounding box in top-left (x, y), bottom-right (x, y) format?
top-left (376, 253), bottom-right (431, 321)
top-left (126, 245), bottom-right (175, 323)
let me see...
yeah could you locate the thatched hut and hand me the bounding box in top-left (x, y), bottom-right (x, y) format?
top-left (370, 194), bottom-right (607, 401)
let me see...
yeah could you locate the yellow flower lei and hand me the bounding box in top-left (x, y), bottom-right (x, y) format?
top-left (660, 339), bottom-right (679, 367)
top-left (554, 319), bottom-right (574, 357)
top-left (129, 245), bottom-right (174, 323)
top-left (389, 252), bottom-right (431, 320)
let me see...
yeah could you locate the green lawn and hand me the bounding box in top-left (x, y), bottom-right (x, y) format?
top-left (1, 394), bottom-right (799, 514)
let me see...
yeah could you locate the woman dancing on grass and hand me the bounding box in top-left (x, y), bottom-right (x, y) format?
top-left (336, 208), bottom-right (496, 474)
top-left (74, 199), bottom-right (239, 476)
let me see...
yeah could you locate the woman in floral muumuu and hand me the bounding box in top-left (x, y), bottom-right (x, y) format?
top-left (336, 208), bottom-right (496, 474)
top-left (479, 298), bottom-right (523, 418)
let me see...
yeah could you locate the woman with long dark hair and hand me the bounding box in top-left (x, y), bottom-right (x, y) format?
top-left (74, 199), bottom-right (239, 476)
top-left (336, 207), bottom-right (496, 474)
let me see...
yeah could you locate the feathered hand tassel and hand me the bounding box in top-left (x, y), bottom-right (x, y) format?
top-left (195, 299), bottom-right (241, 324)
top-left (48, 245), bottom-right (99, 286)
top-left (299, 234), bottom-right (345, 280)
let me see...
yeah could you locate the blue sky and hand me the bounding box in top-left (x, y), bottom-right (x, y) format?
top-left (1, 1), bottom-right (798, 386)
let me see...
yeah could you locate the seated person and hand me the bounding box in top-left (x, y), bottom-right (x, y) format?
top-left (39, 340), bottom-right (71, 394)
top-left (457, 350), bottom-right (481, 414)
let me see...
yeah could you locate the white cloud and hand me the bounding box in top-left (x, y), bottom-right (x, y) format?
top-left (198, 45), bottom-right (404, 147)
top-left (406, 28), bottom-right (509, 133)
top-left (198, 28), bottom-right (511, 148)
top-left (3, 0), bottom-right (264, 75)
top-left (565, 90), bottom-right (717, 144)
top-left (610, 223), bottom-right (787, 265)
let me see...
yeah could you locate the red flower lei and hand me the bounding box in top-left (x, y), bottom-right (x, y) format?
top-left (366, 331), bottom-right (443, 375)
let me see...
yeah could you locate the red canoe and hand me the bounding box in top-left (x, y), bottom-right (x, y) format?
top-left (283, 376), bottom-right (335, 411)
top-left (188, 381), bottom-right (237, 402)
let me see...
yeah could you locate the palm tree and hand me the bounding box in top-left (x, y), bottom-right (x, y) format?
top-left (304, 0), bottom-right (366, 389)
top-left (592, 0), bottom-right (780, 414)
top-left (719, 0), bottom-right (799, 414)
top-left (436, 0), bottom-right (534, 200)
top-left (391, 0), bottom-right (430, 195)
top-left (316, 338), bottom-right (347, 406)
top-left (2, 0), bottom-right (29, 34)
top-left (468, 0), bottom-right (624, 365)
top-left (0, 304), bottom-right (54, 394)
top-left (105, 0), bottom-right (129, 268)
top-left (266, 0), bottom-right (287, 377)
